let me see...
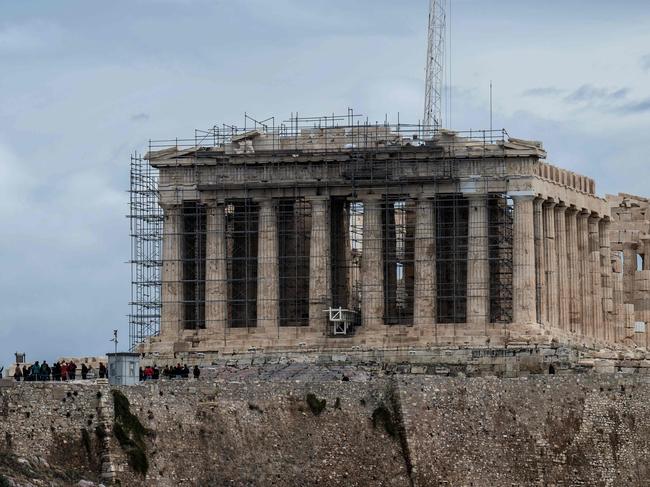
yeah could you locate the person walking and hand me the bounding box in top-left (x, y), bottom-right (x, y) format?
top-left (13, 365), bottom-right (22, 382)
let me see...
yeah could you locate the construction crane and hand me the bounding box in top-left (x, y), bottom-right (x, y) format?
top-left (423, 0), bottom-right (446, 133)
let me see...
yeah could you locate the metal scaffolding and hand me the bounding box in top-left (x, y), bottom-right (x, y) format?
top-left (128, 112), bottom-right (514, 349)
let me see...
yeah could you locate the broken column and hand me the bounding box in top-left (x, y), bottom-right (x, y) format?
top-left (257, 199), bottom-right (279, 333)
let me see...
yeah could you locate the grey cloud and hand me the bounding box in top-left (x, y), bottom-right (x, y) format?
top-left (615, 98), bottom-right (650, 115)
top-left (131, 113), bottom-right (150, 122)
top-left (522, 87), bottom-right (564, 97)
top-left (565, 84), bottom-right (630, 103)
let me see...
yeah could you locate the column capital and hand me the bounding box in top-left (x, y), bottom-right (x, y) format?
top-left (622, 241), bottom-right (639, 250)
top-left (543, 199), bottom-right (557, 209)
top-left (464, 192), bottom-right (488, 200)
top-left (306, 195), bottom-right (330, 202)
top-left (554, 203), bottom-right (568, 214)
top-left (509, 190), bottom-right (536, 201)
top-left (565, 205), bottom-right (579, 216)
top-left (359, 193), bottom-right (384, 202)
top-left (160, 202), bottom-right (181, 212)
top-left (258, 198), bottom-right (277, 209)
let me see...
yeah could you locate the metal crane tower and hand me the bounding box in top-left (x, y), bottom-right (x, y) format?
top-left (424, 0), bottom-right (446, 132)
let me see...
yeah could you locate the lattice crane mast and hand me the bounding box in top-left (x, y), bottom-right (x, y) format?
top-left (423, 0), bottom-right (446, 133)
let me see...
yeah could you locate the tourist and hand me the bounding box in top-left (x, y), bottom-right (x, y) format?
top-left (13, 365), bottom-right (22, 382)
top-left (81, 363), bottom-right (89, 380)
top-left (40, 361), bottom-right (51, 381)
top-left (68, 361), bottom-right (77, 380)
top-left (98, 362), bottom-right (107, 379)
top-left (182, 364), bottom-right (190, 379)
top-left (22, 365), bottom-right (29, 381)
top-left (31, 361), bottom-right (41, 381)
top-left (60, 362), bottom-right (68, 381)
top-left (152, 365), bottom-right (160, 380)
top-left (144, 366), bottom-right (154, 380)
top-left (52, 362), bottom-right (61, 381)
top-left (193, 365), bottom-right (200, 380)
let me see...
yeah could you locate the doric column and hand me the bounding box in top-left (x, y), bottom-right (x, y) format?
top-left (205, 201), bottom-right (228, 335)
top-left (566, 208), bottom-right (582, 334)
top-left (599, 219), bottom-right (614, 343)
top-left (308, 197), bottom-right (331, 332)
top-left (533, 198), bottom-right (546, 324)
top-left (543, 201), bottom-right (558, 328)
top-left (623, 242), bottom-right (638, 305)
top-left (414, 197), bottom-right (436, 327)
top-left (511, 193), bottom-right (537, 324)
top-left (589, 215), bottom-right (604, 340)
top-left (612, 254), bottom-right (625, 343)
top-left (466, 194), bottom-right (490, 326)
top-left (577, 211), bottom-right (592, 337)
top-left (161, 204), bottom-right (182, 336)
top-left (554, 204), bottom-right (570, 332)
top-left (361, 195), bottom-right (384, 330)
top-left (257, 199), bottom-right (279, 332)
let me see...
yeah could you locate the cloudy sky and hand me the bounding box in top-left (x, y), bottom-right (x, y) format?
top-left (1, 0), bottom-right (648, 368)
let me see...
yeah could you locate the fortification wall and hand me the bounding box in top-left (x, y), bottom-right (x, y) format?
top-left (1, 373), bottom-right (650, 486)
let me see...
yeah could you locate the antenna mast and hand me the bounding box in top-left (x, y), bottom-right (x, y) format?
top-left (424, 0), bottom-right (446, 134)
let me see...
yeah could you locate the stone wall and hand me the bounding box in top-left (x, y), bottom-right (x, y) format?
top-left (2, 372), bottom-right (650, 486)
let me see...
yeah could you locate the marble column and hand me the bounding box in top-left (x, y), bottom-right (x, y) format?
top-left (543, 201), bottom-right (559, 328)
top-left (414, 197), bottom-right (436, 327)
top-left (512, 194), bottom-right (537, 324)
top-left (308, 197), bottom-right (331, 333)
top-left (588, 215), bottom-right (604, 340)
top-left (577, 211), bottom-right (592, 337)
top-left (205, 202), bottom-right (228, 336)
top-left (533, 198), bottom-right (546, 324)
top-left (466, 194), bottom-right (490, 326)
top-left (565, 208), bottom-right (582, 334)
top-left (257, 199), bottom-right (279, 333)
top-left (611, 253), bottom-right (626, 343)
top-left (554, 204), bottom-right (570, 332)
top-left (161, 203), bottom-right (182, 336)
top-left (361, 195), bottom-right (384, 330)
top-left (599, 219), bottom-right (614, 343)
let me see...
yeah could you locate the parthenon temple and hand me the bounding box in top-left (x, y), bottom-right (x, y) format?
top-left (129, 116), bottom-right (650, 356)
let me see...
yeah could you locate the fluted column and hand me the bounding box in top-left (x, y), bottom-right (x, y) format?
top-left (577, 211), bottom-right (592, 337)
top-left (206, 202), bottom-right (228, 336)
top-left (533, 198), bottom-right (546, 324)
top-left (599, 219), bottom-right (614, 343)
top-left (257, 199), bottom-right (279, 333)
top-left (466, 194), bottom-right (490, 326)
top-left (543, 201), bottom-right (558, 327)
top-left (554, 204), bottom-right (570, 332)
top-left (566, 208), bottom-right (582, 334)
top-left (612, 253), bottom-right (626, 343)
top-left (512, 194), bottom-right (537, 324)
top-left (161, 204), bottom-right (182, 336)
top-left (361, 195), bottom-right (384, 330)
top-left (308, 197), bottom-right (331, 332)
top-left (588, 215), bottom-right (604, 340)
top-left (414, 197), bottom-right (436, 327)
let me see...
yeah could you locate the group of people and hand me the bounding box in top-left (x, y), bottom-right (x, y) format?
top-left (13, 361), bottom-right (108, 381)
top-left (139, 364), bottom-right (200, 381)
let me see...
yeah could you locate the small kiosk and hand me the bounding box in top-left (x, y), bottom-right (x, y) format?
top-left (107, 352), bottom-right (140, 386)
